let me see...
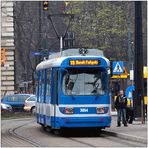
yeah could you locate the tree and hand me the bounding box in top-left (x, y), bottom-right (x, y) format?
top-left (65, 1), bottom-right (133, 61)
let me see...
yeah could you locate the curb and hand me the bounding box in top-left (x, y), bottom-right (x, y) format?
top-left (102, 130), bottom-right (147, 144)
top-left (1, 117), bottom-right (33, 121)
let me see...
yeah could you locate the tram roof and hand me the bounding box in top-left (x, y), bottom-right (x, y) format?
top-left (36, 49), bottom-right (109, 71)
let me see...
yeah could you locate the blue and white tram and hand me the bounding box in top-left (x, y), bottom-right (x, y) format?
top-left (36, 49), bottom-right (111, 130)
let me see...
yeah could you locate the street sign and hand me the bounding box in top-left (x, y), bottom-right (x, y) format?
top-left (31, 51), bottom-right (55, 56)
top-left (144, 66), bottom-right (147, 78)
top-left (125, 85), bottom-right (135, 99)
top-left (130, 70), bottom-right (134, 80)
top-left (112, 61), bottom-right (124, 75)
top-left (111, 67), bottom-right (129, 79)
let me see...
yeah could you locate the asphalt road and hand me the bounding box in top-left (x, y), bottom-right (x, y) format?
top-left (1, 117), bottom-right (146, 147)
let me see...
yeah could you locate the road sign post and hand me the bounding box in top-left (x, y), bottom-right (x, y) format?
top-left (134, 1), bottom-right (145, 123)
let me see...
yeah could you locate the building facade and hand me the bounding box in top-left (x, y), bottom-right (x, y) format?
top-left (1, 1), bottom-right (15, 96)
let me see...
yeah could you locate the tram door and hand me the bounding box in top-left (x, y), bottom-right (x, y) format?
top-left (51, 68), bottom-right (59, 128)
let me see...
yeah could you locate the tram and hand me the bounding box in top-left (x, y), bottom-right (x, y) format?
top-left (36, 49), bottom-right (111, 131)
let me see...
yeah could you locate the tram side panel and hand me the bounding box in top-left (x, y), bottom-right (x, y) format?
top-left (36, 67), bottom-right (60, 129)
top-left (50, 67), bottom-right (60, 129)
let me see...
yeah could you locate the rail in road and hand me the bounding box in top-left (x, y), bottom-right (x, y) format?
top-left (1, 118), bottom-right (146, 147)
top-left (2, 119), bottom-right (40, 147)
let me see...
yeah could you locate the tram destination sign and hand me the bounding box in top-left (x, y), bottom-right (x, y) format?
top-left (69, 59), bottom-right (100, 66)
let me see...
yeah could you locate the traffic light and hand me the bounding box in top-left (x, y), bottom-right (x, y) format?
top-left (64, 1), bottom-right (69, 7)
top-left (1, 48), bottom-right (6, 66)
top-left (43, 1), bottom-right (48, 11)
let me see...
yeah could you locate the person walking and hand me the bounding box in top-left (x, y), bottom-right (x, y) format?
top-left (115, 90), bottom-right (128, 127)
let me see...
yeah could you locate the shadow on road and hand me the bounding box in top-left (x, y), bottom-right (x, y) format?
top-left (39, 126), bottom-right (106, 138)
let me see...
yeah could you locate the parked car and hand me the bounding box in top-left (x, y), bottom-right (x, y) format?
top-left (1, 94), bottom-right (35, 112)
top-left (24, 95), bottom-right (36, 114)
top-left (1, 103), bottom-right (13, 112)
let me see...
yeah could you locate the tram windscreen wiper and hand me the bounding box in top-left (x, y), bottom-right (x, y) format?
top-left (67, 81), bottom-right (74, 90)
top-left (91, 83), bottom-right (100, 94)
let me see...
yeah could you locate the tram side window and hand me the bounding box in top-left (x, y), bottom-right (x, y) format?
top-left (36, 72), bottom-right (39, 97)
top-left (46, 69), bottom-right (51, 99)
top-left (37, 71), bottom-right (42, 102)
top-left (42, 70), bottom-right (45, 97)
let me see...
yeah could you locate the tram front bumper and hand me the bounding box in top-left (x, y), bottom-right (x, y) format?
top-left (53, 116), bottom-right (111, 128)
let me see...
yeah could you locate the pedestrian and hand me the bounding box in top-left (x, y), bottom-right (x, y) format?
top-left (115, 90), bottom-right (128, 127)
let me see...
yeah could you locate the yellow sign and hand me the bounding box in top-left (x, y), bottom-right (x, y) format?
top-left (1, 48), bottom-right (6, 66)
top-left (69, 60), bottom-right (100, 66)
top-left (144, 96), bottom-right (147, 105)
top-left (112, 67), bottom-right (129, 79)
top-left (144, 66), bottom-right (147, 78)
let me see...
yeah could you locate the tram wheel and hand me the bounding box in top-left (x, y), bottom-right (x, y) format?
top-left (53, 129), bottom-right (62, 135)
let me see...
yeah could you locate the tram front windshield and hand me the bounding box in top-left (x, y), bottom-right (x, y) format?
top-left (62, 68), bottom-right (106, 96)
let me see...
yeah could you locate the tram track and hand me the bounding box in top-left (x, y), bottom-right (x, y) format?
top-left (2, 118), bottom-right (98, 147)
top-left (68, 137), bottom-right (96, 147)
top-left (64, 131), bottom-right (144, 147)
top-left (8, 121), bottom-right (41, 147)
top-left (2, 118), bottom-right (146, 147)
top-left (2, 119), bottom-right (42, 147)
top-left (6, 119), bottom-right (96, 147)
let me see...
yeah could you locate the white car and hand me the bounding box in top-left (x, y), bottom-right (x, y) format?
top-left (24, 95), bottom-right (36, 114)
top-left (1, 103), bottom-right (13, 112)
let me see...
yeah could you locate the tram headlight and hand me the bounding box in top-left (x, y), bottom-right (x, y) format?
top-left (96, 107), bottom-right (109, 114)
top-left (65, 107), bottom-right (74, 114)
top-left (96, 107), bottom-right (105, 114)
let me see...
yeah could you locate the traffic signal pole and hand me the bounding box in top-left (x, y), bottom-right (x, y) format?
top-left (134, 1), bottom-right (145, 123)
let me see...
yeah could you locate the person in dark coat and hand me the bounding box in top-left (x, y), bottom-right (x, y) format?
top-left (115, 90), bottom-right (128, 127)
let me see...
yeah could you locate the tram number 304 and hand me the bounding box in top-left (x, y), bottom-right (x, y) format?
top-left (80, 108), bottom-right (88, 112)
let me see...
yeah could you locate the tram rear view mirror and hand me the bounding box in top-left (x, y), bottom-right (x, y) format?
top-left (67, 82), bottom-right (74, 90)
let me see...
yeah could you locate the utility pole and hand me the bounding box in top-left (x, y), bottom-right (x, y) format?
top-left (43, 1), bottom-right (48, 50)
top-left (134, 1), bottom-right (145, 123)
top-left (127, 4), bottom-right (134, 86)
top-left (38, 1), bottom-right (42, 63)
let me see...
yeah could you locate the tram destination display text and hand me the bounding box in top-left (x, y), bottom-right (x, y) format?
top-left (69, 59), bottom-right (100, 66)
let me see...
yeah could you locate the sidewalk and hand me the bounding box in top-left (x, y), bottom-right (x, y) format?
top-left (103, 112), bottom-right (147, 144)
